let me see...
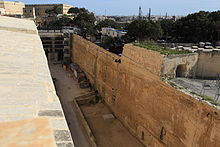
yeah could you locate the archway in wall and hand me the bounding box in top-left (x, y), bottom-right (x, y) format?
top-left (57, 50), bottom-right (64, 61)
top-left (176, 64), bottom-right (187, 77)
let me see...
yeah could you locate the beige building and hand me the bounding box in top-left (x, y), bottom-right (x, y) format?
top-left (38, 29), bottom-right (72, 63)
top-left (24, 4), bottom-right (73, 27)
top-left (101, 27), bottom-right (127, 38)
top-left (0, 1), bottom-right (24, 16)
top-left (24, 4), bottom-right (73, 18)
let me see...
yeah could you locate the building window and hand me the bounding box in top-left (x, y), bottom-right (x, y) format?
top-left (30, 10), bottom-right (32, 13)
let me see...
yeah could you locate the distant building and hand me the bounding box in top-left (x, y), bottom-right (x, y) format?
top-left (0, 8), bottom-right (5, 15)
top-left (0, 1), bottom-right (24, 17)
top-left (101, 27), bottom-right (127, 38)
top-left (95, 15), bottom-right (107, 24)
top-left (23, 4), bottom-right (73, 27)
top-left (38, 28), bottom-right (75, 63)
top-left (24, 4), bottom-right (73, 18)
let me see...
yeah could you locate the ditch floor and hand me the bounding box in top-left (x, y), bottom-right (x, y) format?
top-left (171, 78), bottom-right (220, 105)
top-left (50, 63), bottom-right (144, 147)
top-left (79, 102), bottom-right (144, 147)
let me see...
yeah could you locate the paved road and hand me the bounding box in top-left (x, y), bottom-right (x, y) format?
top-left (49, 64), bottom-right (91, 147)
top-left (171, 78), bottom-right (220, 103)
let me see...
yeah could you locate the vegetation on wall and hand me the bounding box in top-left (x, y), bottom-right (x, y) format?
top-left (133, 42), bottom-right (191, 55)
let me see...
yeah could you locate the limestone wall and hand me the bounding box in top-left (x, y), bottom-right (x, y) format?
top-left (0, 1), bottom-right (24, 15)
top-left (0, 16), bottom-right (73, 147)
top-left (72, 34), bottom-right (220, 147)
top-left (196, 52), bottom-right (220, 78)
top-left (161, 52), bottom-right (220, 79)
top-left (162, 54), bottom-right (198, 78)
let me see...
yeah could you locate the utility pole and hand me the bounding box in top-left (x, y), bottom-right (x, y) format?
top-left (148, 8), bottom-right (151, 21)
top-left (165, 12), bottom-right (168, 19)
top-left (139, 6), bottom-right (142, 20)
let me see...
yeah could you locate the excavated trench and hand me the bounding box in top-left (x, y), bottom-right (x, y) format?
top-left (51, 63), bottom-right (144, 147)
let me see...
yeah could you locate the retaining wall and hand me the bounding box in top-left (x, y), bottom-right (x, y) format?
top-left (196, 52), bottom-right (220, 78)
top-left (72, 34), bottom-right (220, 147)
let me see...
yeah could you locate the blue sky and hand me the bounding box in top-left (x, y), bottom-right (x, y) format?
top-left (9, 0), bottom-right (220, 16)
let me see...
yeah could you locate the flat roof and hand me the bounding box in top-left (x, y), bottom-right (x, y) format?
top-left (25, 4), bottom-right (73, 7)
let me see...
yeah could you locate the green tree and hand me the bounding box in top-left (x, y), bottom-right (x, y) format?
top-left (101, 36), bottom-right (122, 49)
top-left (160, 19), bottom-right (175, 41)
top-left (73, 9), bottom-right (96, 37)
top-left (126, 20), bottom-right (162, 42)
top-left (45, 7), bottom-right (96, 36)
top-left (208, 11), bottom-right (220, 41)
top-left (68, 7), bottom-right (80, 14)
top-left (45, 6), bottom-right (62, 17)
top-left (96, 19), bottom-right (120, 31)
top-left (47, 15), bottom-right (73, 28)
top-left (68, 7), bottom-right (89, 14)
top-left (172, 11), bottom-right (210, 42)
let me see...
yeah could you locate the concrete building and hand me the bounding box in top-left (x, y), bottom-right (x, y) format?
top-left (95, 15), bottom-right (107, 23)
top-left (101, 27), bottom-right (127, 38)
top-left (0, 16), bottom-right (73, 146)
top-left (24, 4), bottom-right (73, 17)
top-left (0, 1), bottom-right (24, 17)
top-left (38, 29), bottom-right (72, 63)
top-left (24, 4), bottom-right (73, 26)
top-left (0, 8), bottom-right (5, 15)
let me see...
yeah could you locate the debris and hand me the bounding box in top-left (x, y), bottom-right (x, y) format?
top-left (102, 114), bottom-right (115, 120)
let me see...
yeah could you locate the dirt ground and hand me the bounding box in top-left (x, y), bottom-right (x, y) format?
top-left (80, 103), bottom-right (144, 147)
top-left (171, 78), bottom-right (220, 103)
top-left (49, 63), bottom-right (91, 147)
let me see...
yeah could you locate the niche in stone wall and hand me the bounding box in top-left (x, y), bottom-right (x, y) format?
top-left (176, 64), bottom-right (187, 77)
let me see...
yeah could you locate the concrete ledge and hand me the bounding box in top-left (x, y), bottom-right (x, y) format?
top-left (72, 98), bottom-right (97, 147)
top-left (0, 16), bottom-right (73, 147)
top-left (0, 26), bottom-right (37, 34)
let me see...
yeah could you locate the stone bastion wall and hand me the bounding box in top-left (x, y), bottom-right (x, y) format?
top-left (72, 34), bottom-right (220, 147)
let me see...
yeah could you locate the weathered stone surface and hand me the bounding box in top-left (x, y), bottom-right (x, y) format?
top-left (162, 53), bottom-right (198, 78)
top-left (38, 110), bottom-right (63, 117)
top-left (56, 142), bottom-right (73, 147)
top-left (0, 118), bottom-right (56, 147)
top-left (0, 16), bottom-right (37, 34)
top-left (0, 16), bottom-right (73, 147)
top-left (54, 130), bottom-right (72, 142)
top-left (72, 34), bottom-right (220, 147)
top-left (196, 52), bottom-right (220, 78)
top-left (161, 50), bottom-right (220, 79)
top-left (50, 119), bottom-right (69, 130)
